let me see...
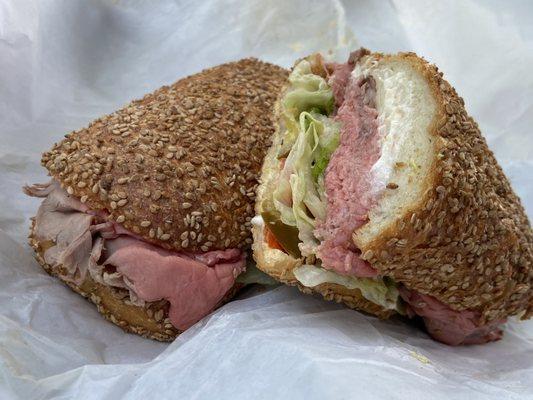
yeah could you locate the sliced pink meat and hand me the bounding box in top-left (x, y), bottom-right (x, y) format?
top-left (104, 237), bottom-right (245, 330)
top-left (24, 181), bottom-right (94, 284)
top-left (328, 48), bottom-right (371, 108)
top-left (399, 288), bottom-right (504, 345)
top-left (24, 181), bottom-right (246, 331)
top-left (329, 62), bottom-right (353, 108)
top-left (315, 57), bottom-right (380, 278)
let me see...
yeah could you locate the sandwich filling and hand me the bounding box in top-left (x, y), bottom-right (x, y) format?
top-left (261, 51), bottom-right (398, 311)
top-left (260, 50), bottom-right (504, 345)
top-left (25, 180), bottom-right (246, 331)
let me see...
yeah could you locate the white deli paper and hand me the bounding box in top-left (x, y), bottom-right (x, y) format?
top-left (1, 0), bottom-right (532, 399)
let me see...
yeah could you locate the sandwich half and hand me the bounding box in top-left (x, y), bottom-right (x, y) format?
top-left (252, 49), bottom-right (532, 345)
top-left (25, 58), bottom-right (287, 341)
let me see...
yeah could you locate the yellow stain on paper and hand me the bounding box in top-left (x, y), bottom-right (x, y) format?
top-left (410, 351), bottom-right (431, 365)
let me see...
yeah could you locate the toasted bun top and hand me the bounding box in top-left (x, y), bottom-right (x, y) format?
top-left (42, 59), bottom-right (288, 252)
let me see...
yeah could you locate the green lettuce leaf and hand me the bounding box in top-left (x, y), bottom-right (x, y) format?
top-left (293, 264), bottom-right (401, 311)
top-left (278, 57), bottom-right (335, 158)
top-left (311, 116), bottom-right (339, 180)
top-left (292, 112), bottom-right (338, 253)
top-left (271, 58), bottom-right (340, 255)
top-left (273, 111), bottom-right (340, 256)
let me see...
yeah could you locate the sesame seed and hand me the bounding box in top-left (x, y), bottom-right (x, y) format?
top-left (116, 215), bottom-right (125, 223)
top-left (140, 220), bottom-right (151, 227)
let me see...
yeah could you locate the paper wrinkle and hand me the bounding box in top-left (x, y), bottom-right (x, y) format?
top-left (1, 0), bottom-right (532, 399)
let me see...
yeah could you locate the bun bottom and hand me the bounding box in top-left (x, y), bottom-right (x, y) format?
top-left (252, 223), bottom-right (395, 319)
top-left (29, 220), bottom-right (241, 341)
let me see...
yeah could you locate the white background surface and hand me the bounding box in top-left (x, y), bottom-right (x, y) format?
top-left (1, 1), bottom-right (532, 399)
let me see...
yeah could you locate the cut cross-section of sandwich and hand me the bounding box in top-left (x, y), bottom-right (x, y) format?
top-left (252, 49), bottom-right (532, 345)
top-left (24, 58), bottom-right (287, 341)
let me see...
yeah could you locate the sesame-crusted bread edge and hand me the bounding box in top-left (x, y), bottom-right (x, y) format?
top-left (29, 219), bottom-right (243, 341)
top-left (42, 58), bottom-right (288, 253)
top-left (354, 52), bottom-right (532, 324)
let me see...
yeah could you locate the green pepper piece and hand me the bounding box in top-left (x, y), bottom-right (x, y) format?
top-left (261, 198), bottom-right (301, 259)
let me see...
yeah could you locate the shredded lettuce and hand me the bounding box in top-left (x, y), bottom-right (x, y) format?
top-left (278, 57), bottom-right (335, 158)
top-left (293, 264), bottom-right (401, 311)
top-left (272, 58), bottom-right (339, 253)
top-left (288, 112), bottom-right (339, 255)
top-left (312, 116), bottom-right (339, 180)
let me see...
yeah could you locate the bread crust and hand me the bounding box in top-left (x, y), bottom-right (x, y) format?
top-left (29, 219), bottom-right (242, 341)
top-left (255, 52), bottom-right (532, 324)
top-left (353, 53), bottom-right (532, 323)
top-left (41, 59), bottom-right (287, 253)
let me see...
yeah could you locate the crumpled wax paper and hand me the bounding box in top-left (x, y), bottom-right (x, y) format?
top-left (1, 0), bottom-right (532, 399)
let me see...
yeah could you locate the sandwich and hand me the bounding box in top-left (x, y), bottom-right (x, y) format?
top-left (252, 49), bottom-right (532, 345)
top-left (24, 58), bottom-right (287, 341)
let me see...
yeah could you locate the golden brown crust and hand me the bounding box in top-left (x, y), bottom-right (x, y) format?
top-left (41, 59), bottom-right (288, 253)
top-left (355, 53), bottom-right (533, 323)
top-left (29, 220), bottom-right (242, 341)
